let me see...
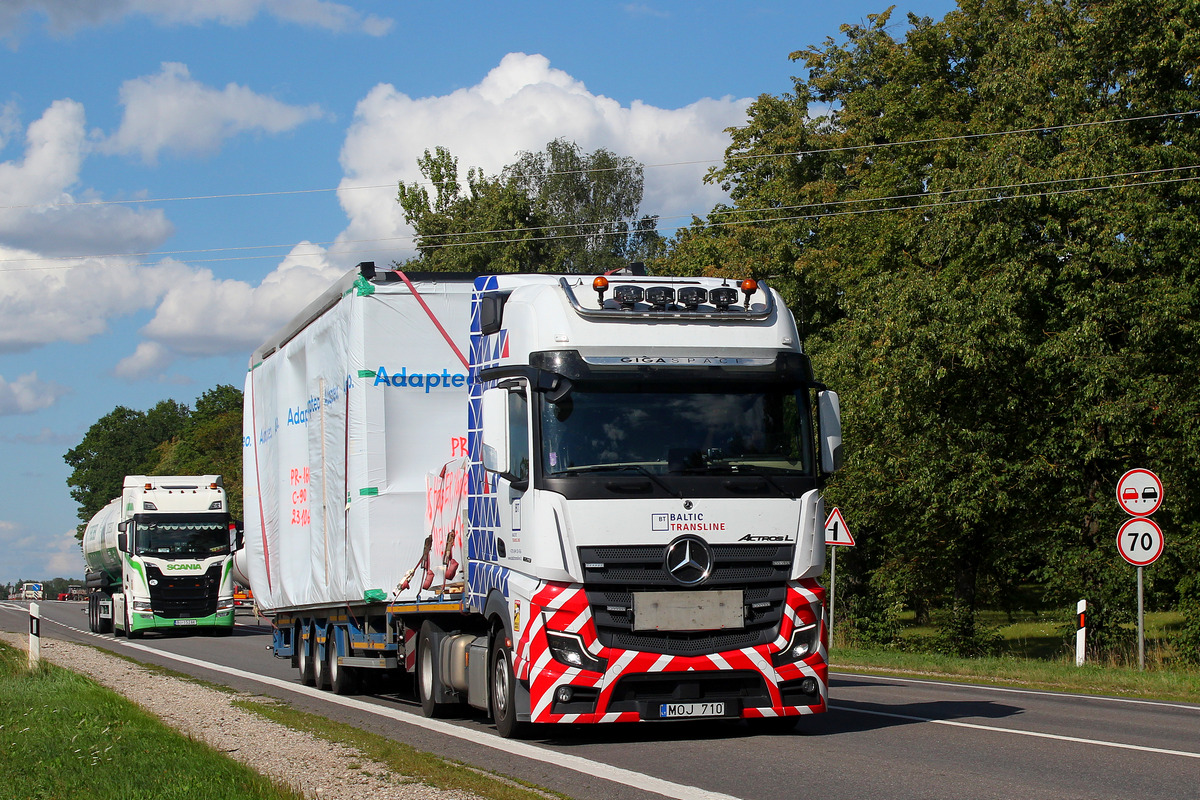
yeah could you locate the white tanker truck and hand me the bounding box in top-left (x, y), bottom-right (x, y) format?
top-left (82, 475), bottom-right (242, 637)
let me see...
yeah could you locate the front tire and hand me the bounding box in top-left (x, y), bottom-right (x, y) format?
top-left (490, 637), bottom-right (523, 739)
top-left (126, 606), bottom-right (143, 640)
top-left (417, 621), bottom-right (445, 717)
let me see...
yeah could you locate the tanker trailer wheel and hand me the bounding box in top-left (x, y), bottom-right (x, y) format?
top-left (417, 620), bottom-right (447, 717)
top-left (297, 625), bottom-right (316, 686)
top-left (87, 594), bottom-right (98, 633)
top-left (490, 636), bottom-right (524, 739)
top-left (326, 628), bottom-right (358, 695)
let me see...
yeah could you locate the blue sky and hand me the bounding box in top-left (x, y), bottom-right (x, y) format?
top-left (0, 0), bottom-right (956, 585)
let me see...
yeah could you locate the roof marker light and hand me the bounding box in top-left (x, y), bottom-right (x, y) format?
top-left (592, 276), bottom-right (609, 308)
top-left (740, 278), bottom-right (758, 310)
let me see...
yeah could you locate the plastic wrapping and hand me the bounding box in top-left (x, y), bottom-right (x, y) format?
top-left (242, 272), bottom-right (474, 611)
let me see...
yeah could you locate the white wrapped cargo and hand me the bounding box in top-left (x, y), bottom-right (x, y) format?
top-left (242, 269), bottom-right (473, 611)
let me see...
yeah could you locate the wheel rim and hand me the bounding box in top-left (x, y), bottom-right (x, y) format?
top-left (328, 636), bottom-right (339, 684)
top-left (493, 650), bottom-right (511, 719)
top-left (419, 643), bottom-right (433, 702)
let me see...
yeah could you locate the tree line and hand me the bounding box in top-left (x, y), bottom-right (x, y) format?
top-left (65, 0), bottom-right (1199, 663)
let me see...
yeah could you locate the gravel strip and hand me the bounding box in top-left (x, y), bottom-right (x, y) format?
top-left (2, 632), bottom-right (481, 800)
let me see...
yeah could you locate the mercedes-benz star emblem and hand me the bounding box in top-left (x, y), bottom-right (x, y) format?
top-left (664, 535), bottom-right (714, 586)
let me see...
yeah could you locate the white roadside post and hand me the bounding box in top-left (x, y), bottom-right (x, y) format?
top-left (1115, 468), bottom-right (1165, 672)
top-left (823, 507), bottom-right (856, 644)
top-left (1075, 599), bottom-right (1087, 666)
top-left (28, 601), bottom-right (41, 669)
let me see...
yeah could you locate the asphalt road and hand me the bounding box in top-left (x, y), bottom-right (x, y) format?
top-left (5, 600), bottom-right (1198, 800)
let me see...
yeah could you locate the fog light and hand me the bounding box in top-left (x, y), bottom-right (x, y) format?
top-left (800, 677), bottom-right (819, 695)
top-left (556, 686), bottom-right (573, 703)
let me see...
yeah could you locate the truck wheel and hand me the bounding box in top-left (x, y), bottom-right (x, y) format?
top-left (327, 631), bottom-right (358, 695)
top-left (490, 638), bottom-right (524, 739)
top-left (417, 620), bottom-right (445, 717)
top-left (314, 630), bottom-right (331, 690)
top-left (126, 607), bottom-right (143, 640)
top-left (87, 595), bottom-right (97, 633)
top-left (297, 627), bottom-right (316, 686)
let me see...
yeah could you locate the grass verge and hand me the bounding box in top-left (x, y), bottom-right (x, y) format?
top-left (831, 646), bottom-right (1200, 703)
top-left (234, 697), bottom-right (566, 800)
top-left (0, 641), bottom-right (303, 800)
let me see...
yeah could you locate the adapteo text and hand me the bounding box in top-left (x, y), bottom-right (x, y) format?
top-left (373, 366), bottom-right (467, 393)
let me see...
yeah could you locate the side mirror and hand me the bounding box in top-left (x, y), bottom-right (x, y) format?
top-left (480, 387), bottom-right (509, 474)
top-left (817, 390), bottom-right (843, 473)
top-left (117, 532), bottom-right (128, 553)
top-left (117, 520), bottom-right (128, 533)
top-left (232, 521), bottom-right (245, 551)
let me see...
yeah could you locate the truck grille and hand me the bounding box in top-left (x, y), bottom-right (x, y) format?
top-left (578, 544), bottom-right (792, 656)
top-left (146, 564), bottom-right (221, 618)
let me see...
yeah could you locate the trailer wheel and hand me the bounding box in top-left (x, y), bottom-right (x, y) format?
top-left (327, 629), bottom-right (358, 695)
top-left (297, 626), bottom-right (316, 686)
top-left (87, 595), bottom-right (97, 633)
top-left (314, 630), bottom-right (331, 690)
top-left (417, 621), bottom-right (446, 717)
top-left (490, 638), bottom-right (523, 739)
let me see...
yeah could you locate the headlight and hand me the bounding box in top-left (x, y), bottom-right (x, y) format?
top-left (217, 598), bottom-right (236, 611)
top-left (545, 629), bottom-right (607, 673)
top-left (132, 600), bottom-right (153, 612)
top-left (772, 622), bottom-right (819, 667)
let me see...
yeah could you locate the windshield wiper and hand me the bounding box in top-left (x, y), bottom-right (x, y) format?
top-left (563, 464), bottom-right (683, 498)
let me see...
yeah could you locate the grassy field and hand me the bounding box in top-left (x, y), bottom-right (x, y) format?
top-left (829, 609), bottom-right (1200, 704)
top-left (0, 641), bottom-right (303, 800)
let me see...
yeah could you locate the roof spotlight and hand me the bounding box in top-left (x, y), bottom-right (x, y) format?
top-left (677, 286), bottom-right (706, 310)
top-left (645, 286), bottom-right (674, 310)
top-left (710, 287), bottom-right (737, 311)
top-left (613, 284), bottom-right (644, 310)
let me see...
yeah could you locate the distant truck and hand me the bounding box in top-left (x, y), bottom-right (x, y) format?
top-left (82, 476), bottom-right (242, 638)
top-left (243, 263), bottom-right (841, 737)
top-left (21, 582), bottom-right (42, 601)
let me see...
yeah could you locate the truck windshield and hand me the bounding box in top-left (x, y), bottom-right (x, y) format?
top-left (540, 385), bottom-right (813, 476)
top-left (135, 519), bottom-right (230, 557)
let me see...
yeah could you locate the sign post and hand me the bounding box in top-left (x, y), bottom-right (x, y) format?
top-left (1115, 469), bottom-right (1165, 671)
top-left (28, 602), bottom-right (41, 669)
top-left (824, 508), bottom-right (855, 643)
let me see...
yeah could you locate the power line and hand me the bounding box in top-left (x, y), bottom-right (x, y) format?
top-left (5, 166), bottom-right (1197, 272)
top-left (1, 109), bottom-right (1194, 212)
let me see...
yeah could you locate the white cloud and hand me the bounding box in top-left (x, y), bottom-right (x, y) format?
top-left (0, 249), bottom-right (193, 353)
top-left (0, 523), bottom-right (85, 584)
top-left (113, 341), bottom-right (174, 380)
top-left (334, 52), bottom-right (751, 262)
top-left (103, 63), bottom-right (327, 163)
top-left (0, 0), bottom-right (391, 43)
top-left (136, 243), bottom-right (343, 359)
top-left (0, 371), bottom-right (69, 415)
top-left (0, 99), bottom-right (174, 256)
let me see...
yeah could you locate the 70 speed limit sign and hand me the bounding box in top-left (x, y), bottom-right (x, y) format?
top-left (1117, 518), bottom-right (1165, 566)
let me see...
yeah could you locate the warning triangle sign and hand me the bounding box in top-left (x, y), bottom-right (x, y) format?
top-left (824, 507), bottom-right (855, 546)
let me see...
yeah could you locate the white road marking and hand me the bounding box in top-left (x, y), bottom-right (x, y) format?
top-left (831, 671), bottom-right (1200, 713)
top-left (37, 614), bottom-right (743, 800)
top-left (830, 704), bottom-right (1200, 760)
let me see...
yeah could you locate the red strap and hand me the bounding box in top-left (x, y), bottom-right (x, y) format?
top-left (392, 270), bottom-right (469, 370)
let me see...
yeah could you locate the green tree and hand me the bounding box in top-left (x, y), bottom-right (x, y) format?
top-left (397, 140), bottom-right (661, 273)
top-left (666, 0), bottom-right (1200, 656)
top-left (152, 385), bottom-right (245, 520)
top-left (64, 400), bottom-right (189, 535)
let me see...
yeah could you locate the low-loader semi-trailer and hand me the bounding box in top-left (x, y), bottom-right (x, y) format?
top-left (82, 475), bottom-right (241, 637)
top-left (243, 263), bottom-right (842, 736)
